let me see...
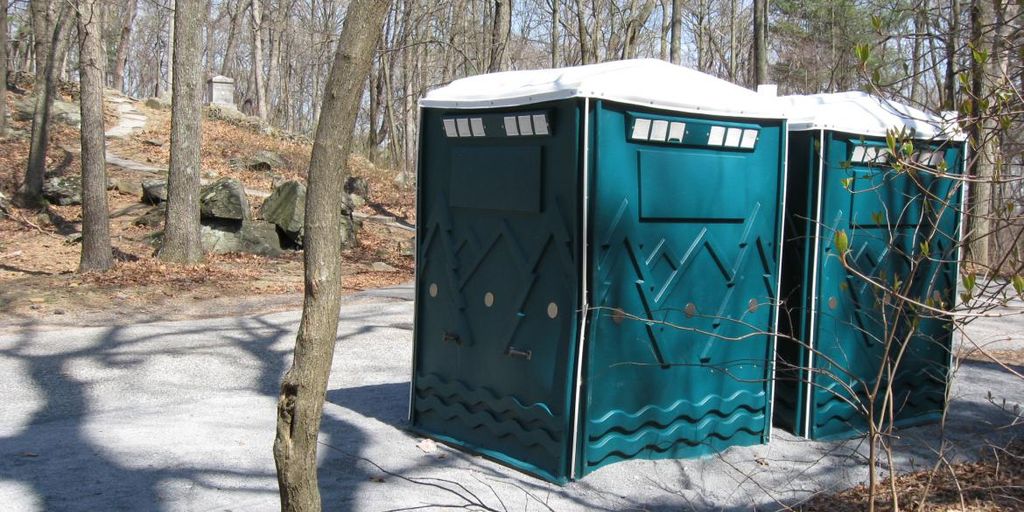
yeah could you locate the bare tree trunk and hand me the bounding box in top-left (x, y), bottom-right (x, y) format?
top-left (159, 0), bottom-right (204, 264)
top-left (21, 0), bottom-right (69, 204)
top-left (204, 0), bottom-right (215, 78)
top-left (669, 0), bottom-right (681, 64)
top-left (165, 0), bottom-right (175, 97)
top-left (221, 0), bottom-right (241, 77)
top-left (488, 0), bottom-right (511, 72)
top-left (968, 0), bottom-right (996, 271)
top-left (576, 0), bottom-right (591, 64)
top-left (911, 1), bottom-right (925, 102)
top-left (0, 0), bottom-right (8, 137)
top-left (250, 0), bottom-right (267, 120)
top-left (551, 0), bottom-right (560, 67)
top-left (77, 0), bottom-right (112, 272)
top-left (658, 0), bottom-right (669, 60)
top-left (945, 0), bottom-right (961, 110)
top-left (272, 1), bottom-right (392, 510)
top-left (728, 0), bottom-right (737, 80)
top-left (111, 0), bottom-right (138, 93)
top-left (753, 0), bottom-right (768, 84)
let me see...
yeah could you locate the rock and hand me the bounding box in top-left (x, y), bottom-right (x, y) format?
top-left (133, 205), bottom-right (165, 228)
top-left (0, 192), bottom-right (10, 220)
top-left (143, 139), bottom-right (164, 147)
top-left (110, 178), bottom-right (144, 197)
top-left (201, 219), bottom-right (282, 257)
top-left (200, 178), bottom-right (250, 221)
top-left (234, 150), bottom-right (288, 172)
top-left (398, 237), bottom-right (415, 258)
top-left (145, 97), bottom-right (171, 110)
top-left (371, 261), bottom-right (398, 272)
top-left (142, 180), bottom-right (168, 204)
top-left (64, 233), bottom-right (82, 245)
top-left (259, 179), bottom-right (359, 249)
top-left (344, 176), bottom-right (369, 198)
top-left (260, 180), bottom-right (305, 242)
top-left (50, 100), bottom-right (82, 128)
top-left (349, 193), bottom-right (366, 209)
top-left (42, 175), bottom-right (82, 205)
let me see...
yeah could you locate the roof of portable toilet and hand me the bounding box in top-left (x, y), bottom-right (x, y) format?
top-left (779, 91), bottom-right (966, 141)
top-left (419, 59), bottom-right (783, 119)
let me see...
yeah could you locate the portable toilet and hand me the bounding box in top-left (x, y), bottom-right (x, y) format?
top-left (774, 92), bottom-right (965, 440)
top-left (410, 59), bottom-right (788, 482)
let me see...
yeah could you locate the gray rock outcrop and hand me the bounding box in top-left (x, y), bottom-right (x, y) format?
top-left (200, 178), bottom-right (250, 221)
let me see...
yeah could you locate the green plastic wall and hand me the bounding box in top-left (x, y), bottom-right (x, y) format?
top-left (579, 101), bottom-right (786, 476)
top-left (411, 101), bottom-right (584, 482)
top-left (776, 130), bottom-right (963, 440)
top-left (412, 98), bottom-right (787, 482)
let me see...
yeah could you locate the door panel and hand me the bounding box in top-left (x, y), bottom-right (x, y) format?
top-left (412, 102), bottom-right (582, 482)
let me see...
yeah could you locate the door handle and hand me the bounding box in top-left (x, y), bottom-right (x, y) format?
top-left (506, 347), bottom-right (532, 360)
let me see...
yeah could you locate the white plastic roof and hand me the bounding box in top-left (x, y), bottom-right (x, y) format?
top-left (419, 59), bottom-right (783, 119)
top-left (778, 91), bottom-right (966, 141)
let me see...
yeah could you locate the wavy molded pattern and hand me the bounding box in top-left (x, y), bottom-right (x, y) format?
top-left (414, 373), bottom-right (562, 457)
top-left (586, 408), bottom-right (764, 466)
top-left (585, 391), bottom-right (766, 467)
top-left (812, 365), bottom-right (947, 436)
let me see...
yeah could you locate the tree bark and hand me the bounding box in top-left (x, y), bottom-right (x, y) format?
top-left (488, 0), bottom-right (512, 72)
top-left (272, 0), bottom-right (392, 510)
top-left (221, 0), bottom-right (241, 77)
top-left (250, 0), bottom-right (267, 120)
top-left (968, 0), bottom-right (996, 271)
top-left (753, 0), bottom-right (768, 84)
top-left (159, 0), bottom-right (205, 264)
top-left (111, 0), bottom-right (139, 93)
top-left (669, 0), bottom-right (681, 64)
top-left (77, 0), bottom-right (112, 272)
top-left (551, 0), bottom-right (560, 67)
top-left (21, 0), bottom-right (70, 204)
top-left (0, 0), bottom-right (8, 136)
top-left (945, 0), bottom-right (961, 110)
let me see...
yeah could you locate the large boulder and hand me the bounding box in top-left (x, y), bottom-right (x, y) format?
top-left (42, 175), bottom-right (82, 205)
top-left (260, 180), bottom-right (305, 243)
top-left (50, 100), bottom-right (82, 128)
top-left (232, 150), bottom-right (288, 173)
top-left (200, 178), bottom-right (250, 221)
top-left (259, 179), bottom-right (359, 249)
top-left (133, 205), bottom-right (165, 228)
top-left (201, 219), bottom-right (282, 257)
top-left (0, 192), bottom-right (11, 220)
top-left (145, 97), bottom-right (171, 110)
top-left (142, 179), bottom-right (168, 204)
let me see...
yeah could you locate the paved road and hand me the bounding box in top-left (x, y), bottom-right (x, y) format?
top-left (1, 284), bottom-right (1022, 511)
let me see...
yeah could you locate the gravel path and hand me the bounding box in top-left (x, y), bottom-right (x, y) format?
top-left (1, 287), bottom-right (1021, 511)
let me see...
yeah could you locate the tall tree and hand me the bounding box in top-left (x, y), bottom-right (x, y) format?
top-left (20, 0), bottom-right (70, 204)
top-left (488, 0), bottom-right (512, 72)
top-left (0, 0), bottom-right (8, 136)
top-left (111, 0), bottom-right (139, 92)
top-left (159, 0), bottom-right (205, 264)
top-left (77, 0), bottom-right (112, 272)
top-left (967, 0), bottom-right (997, 270)
top-left (670, 0), bottom-right (681, 64)
top-left (272, 0), bottom-right (392, 509)
top-left (550, 0), bottom-right (559, 67)
top-left (753, 0), bottom-right (767, 84)
top-left (250, 0), bottom-right (268, 120)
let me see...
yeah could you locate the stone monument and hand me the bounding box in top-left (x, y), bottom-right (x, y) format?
top-left (207, 75), bottom-right (236, 108)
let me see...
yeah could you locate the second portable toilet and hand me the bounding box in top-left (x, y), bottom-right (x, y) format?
top-left (774, 92), bottom-right (965, 440)
top-left (410, 59), bottom-right (788, 482)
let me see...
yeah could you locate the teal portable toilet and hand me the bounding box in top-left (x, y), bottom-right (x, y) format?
top-left (774, 92), bottom-right (965, 440)
top-left (410, 59), bottom-right (788, 482)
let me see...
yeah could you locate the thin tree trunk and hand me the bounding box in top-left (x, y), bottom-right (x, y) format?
top-left (0, 0), bottom-right (8, 136)
top-left (753, 0), bottom-right (767, 84)
top-left (488, 0), bottom-right (511, 72)
top-left (159, 0), bottom-right (204, 264)
top-left (272, 1), bottom-right (392, 510)
top-left (728, 0), bottom-right (737, 81)
top-left (204, 0), bottom-right (215, 78)
top-left (111, 0), bottom-right (138, 93)
top-left (576, 0), bottom-right (591, 64)
top-left (221, 0), bottom-right (241, 77)
top-left (551, 0), bottom-right (560, 67)
top-left (945, 0), bottom-right (960, 110)
top-left (77, 0), bottom-right (112, 272)
top-left (658, 0), bottom-right (669, 61)
top-left (968, 0), bottom-right (996, 271)
top-left (21, 0), bottom-right (70, 204)
top-left (250, 0), bottom-right (267, 120)
top-left (911, 1), bottom-right (925, 102)
top-left (165, 0), bottom-right (175, 97)
top-left (669, 0), bottom-right (681, 64)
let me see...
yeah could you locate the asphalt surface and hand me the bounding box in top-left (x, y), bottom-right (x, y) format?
top-left (1, 283), bottom-right (1022, 511)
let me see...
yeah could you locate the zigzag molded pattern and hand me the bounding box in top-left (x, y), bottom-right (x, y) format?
top-left (813, 365), bottom-right (947, 433)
